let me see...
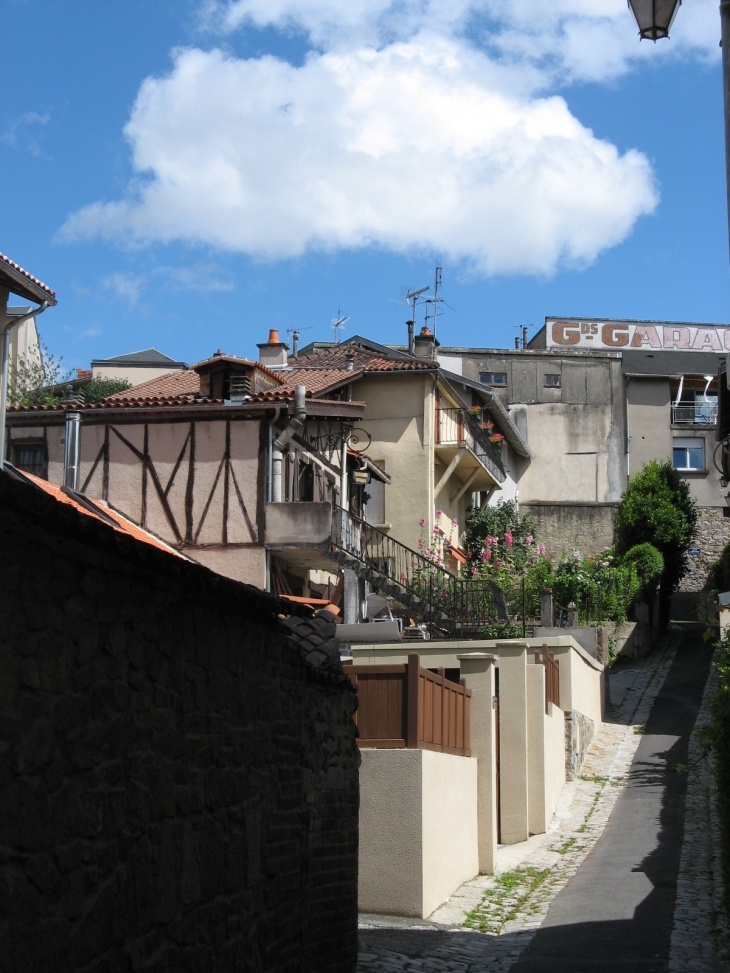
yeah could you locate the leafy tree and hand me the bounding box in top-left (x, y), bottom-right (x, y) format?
top-left (8, 340), bottom-right (70, 407)
top-left (81, 377), bottom-right (133, 403)
top-left (614, 461), bottom-right (697, 628)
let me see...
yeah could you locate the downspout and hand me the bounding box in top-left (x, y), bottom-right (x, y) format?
top-left (64, 406), bottom-right (82, 490)
top-left (0, 300), bottom-right (49, 468)
top-left (271, 386), bottom-right (306, 503)
top-left (625, 375), bottom-right (631, 479)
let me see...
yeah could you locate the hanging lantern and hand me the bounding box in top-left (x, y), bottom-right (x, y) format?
top-left (627, 0), bottom-right (682, 41)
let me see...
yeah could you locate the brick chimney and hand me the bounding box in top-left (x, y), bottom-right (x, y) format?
top-left (257, 329), bottom-right (288, 370)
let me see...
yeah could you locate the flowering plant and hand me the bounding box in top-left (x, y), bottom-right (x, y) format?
top-left (468, 405), bottom-right (482, 418)
top-left (489, 432), bottom-right (504, 443)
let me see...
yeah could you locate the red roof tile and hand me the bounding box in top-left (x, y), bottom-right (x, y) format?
top-left (295, 343), bottom-right (436, 372)
top-left (0, 251), bottom-right (56, 300)
top-left (106, 369), bottom-right (200, 402)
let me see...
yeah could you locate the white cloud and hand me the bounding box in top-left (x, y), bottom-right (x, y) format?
top-left (152, 263), bottom-right (235, 292)
top-left (3, 111), bottom-right (51, 157)
top-left (62, 37), bottom-right (661, 277)
top-left (103, 272), bottom-right (143, 307)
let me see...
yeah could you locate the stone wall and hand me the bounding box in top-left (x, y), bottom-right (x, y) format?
top-left (0, 473), bottom-right (359, 972)
top-left (565, 710), bottom-right (595, 781)
top-left (680, 506), bottom-right (730, 593)
top-left (520, 502), bottom-right (617, 557)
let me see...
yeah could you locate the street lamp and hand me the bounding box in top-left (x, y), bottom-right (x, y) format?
top-left (627, 0), bottom-right (682, 42)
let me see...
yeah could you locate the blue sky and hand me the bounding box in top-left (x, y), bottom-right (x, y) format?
top-left (1, 0), bottom-right (728, 372)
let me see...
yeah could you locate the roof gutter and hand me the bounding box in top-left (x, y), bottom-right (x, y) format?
top-left (0, 300), bottom-right (49, 471)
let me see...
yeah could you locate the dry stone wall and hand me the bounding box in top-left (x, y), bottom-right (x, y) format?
top-left (680, 506), bottom-right (730, 592)
top-left (0, 474), bottom-right (359, 973)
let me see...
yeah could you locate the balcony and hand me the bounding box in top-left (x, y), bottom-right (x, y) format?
top-left (435, 407), bottom-right (505, 489)
top-left (671, 403), bottom-right (717, 426)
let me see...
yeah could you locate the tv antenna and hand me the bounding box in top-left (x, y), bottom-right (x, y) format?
top-left (331, 309), bottom-right (349, 344)
top-left (424, 267), bottom-right (451, 339)
top-left (405, 285), bottom-right (430, 325)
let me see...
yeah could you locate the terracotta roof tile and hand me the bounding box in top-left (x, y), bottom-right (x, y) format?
top-left (0, 251), bottom-right (56, 300)
top-left (106, 369), bottom-right (200, 402)
top-left (295, 343), bottom-right (435, 372)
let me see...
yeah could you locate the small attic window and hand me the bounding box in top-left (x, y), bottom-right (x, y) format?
top-left (544, 374), bottom-right (561, 388)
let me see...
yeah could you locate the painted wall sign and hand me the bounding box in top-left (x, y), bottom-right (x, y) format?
top-left (546, 319), bottom-right (730, 352)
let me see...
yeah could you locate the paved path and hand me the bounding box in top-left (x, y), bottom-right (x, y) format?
top-left (510, 625), bottom-right (714, 973)
top-left (357, 628), bottom-right (718, 973)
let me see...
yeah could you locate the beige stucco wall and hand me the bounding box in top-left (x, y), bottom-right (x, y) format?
top-left (92, 365), bottom-right (184, 386)
top-left (542, 641), bottom-right (605, 729)
top-left (527, 664), bottom-right (566, 837)
top-left (497, 642), bottom-right (529, 845)
top-left (352, 373), bottom-right (431, 552)
top-left (358, 748), bottom-right (478, 918)
top-left (627, 377), bottom-right (672, 476)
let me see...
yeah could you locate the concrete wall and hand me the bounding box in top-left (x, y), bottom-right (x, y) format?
top-left (454, 352), bottom-right (625, 507)
top-left (0, 470), bottom-right (360, 972)
top-left (358, 749), bottom-right (478, 919)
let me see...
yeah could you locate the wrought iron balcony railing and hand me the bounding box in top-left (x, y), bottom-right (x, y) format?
top-left (436, 407), bottom-right (505, 482)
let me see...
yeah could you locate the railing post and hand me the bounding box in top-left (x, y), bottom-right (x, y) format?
top-left (406, 653), bottom-right (420, 748)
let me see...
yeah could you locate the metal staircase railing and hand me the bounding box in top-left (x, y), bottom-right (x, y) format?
top-left (328, 505), bottom-right (498, 636)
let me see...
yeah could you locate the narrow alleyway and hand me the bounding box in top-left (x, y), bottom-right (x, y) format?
top-left (358, 626), bottom-right (720, 973)
top-left (509, 624), bottom-right (714, 973)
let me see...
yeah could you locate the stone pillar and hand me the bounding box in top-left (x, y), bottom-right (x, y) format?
top-left (540, 589), bottom-right (554, 628)
top-left (526, 663), bottom-right (546, 836)
top-left (343, 569), bottom-right (360, 624)
top-left (458, 652), bottom-right (498, 874)
top-left (496, 641), bottom-right (529, 845)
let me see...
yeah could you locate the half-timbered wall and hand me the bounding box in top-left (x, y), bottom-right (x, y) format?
top-left (46, 416), bottom-right (266, 587)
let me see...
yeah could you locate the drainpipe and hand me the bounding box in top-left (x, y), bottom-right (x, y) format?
top-left (0, 300), bottom-right (49, 469)
top-left (271, 385), bottom-right (306, 503)
top-left (63, 406), bottom-right (81, 490)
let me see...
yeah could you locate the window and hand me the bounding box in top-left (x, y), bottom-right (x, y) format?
top-left (12, 443), bottom-right (46, 479)
top-left (480, 371), bottom-right (507, 387)
top-left (544, 374), bottom-right (561, 388)
top-left (363, 460), bottom-right (386, 525)
top-left (673, 438), bottom-right (705, 471)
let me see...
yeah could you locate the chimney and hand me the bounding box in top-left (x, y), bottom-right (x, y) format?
top-left (292, 330), bottom-right (299, 359)
top-left (414, 325), bottom-right (437, 360)
top-left (257, 328), bottom-right (288, 370)
top-left (407, 320), bottom-right (415, 356)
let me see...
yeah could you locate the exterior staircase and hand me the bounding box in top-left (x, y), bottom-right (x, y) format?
top-left (321, 505), bottom-right (499, 637)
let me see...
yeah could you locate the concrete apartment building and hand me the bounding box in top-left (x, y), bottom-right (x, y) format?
top-left (439, 317), bottom-right (729, 589)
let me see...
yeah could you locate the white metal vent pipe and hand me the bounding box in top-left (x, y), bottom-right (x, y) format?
top-left (63, 411), bottom-right (81, 490)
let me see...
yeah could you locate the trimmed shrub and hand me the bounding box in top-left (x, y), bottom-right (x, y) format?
top-left (622, 543), bottom-right (664, 602)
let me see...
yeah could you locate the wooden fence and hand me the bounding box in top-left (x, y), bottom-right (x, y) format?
top-left (534, 644), bottom-right (560, 714)
top-left (347, 652), bottom-right (471, 756)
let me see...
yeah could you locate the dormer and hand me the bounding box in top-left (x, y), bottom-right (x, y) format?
top-left (193, 350), bottom-right (282, 402)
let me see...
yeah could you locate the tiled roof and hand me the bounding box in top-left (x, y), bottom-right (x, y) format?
top-left (14, 469), bottom-right (187, 558)
top-left (107, 369), bottom-right (200, 402)
top-left (0, 251), bottom-right (56, 300)
top-left (295, 342), bottom-right (436, 372)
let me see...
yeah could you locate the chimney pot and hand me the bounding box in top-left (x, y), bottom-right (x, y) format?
top-left (414, 325), bottom-right (438, 360)
top-left (257, 328), bottom-right (288, 369)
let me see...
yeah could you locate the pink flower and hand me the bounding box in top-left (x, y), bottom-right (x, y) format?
top-left (471, 566), bottom-right (478, 576)
top-left (419, 517), bottom-right (426, 527)
top-left (436, 509), bottom-right (443, 518)
top-left (452, 517), bottom-right (458, 527)
top-left (526, 534), bottom-right (533, 545)
top-left (418, 539), bottom-right (424, 549)
top-left (505, 529), bottom-right (513, 549)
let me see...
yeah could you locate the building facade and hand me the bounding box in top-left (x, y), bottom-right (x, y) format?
top-left (439, 317), bottom-right (729, 589)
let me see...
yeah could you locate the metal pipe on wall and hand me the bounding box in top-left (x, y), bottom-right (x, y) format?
top-left (0, 300), bottom-right (48, 468)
